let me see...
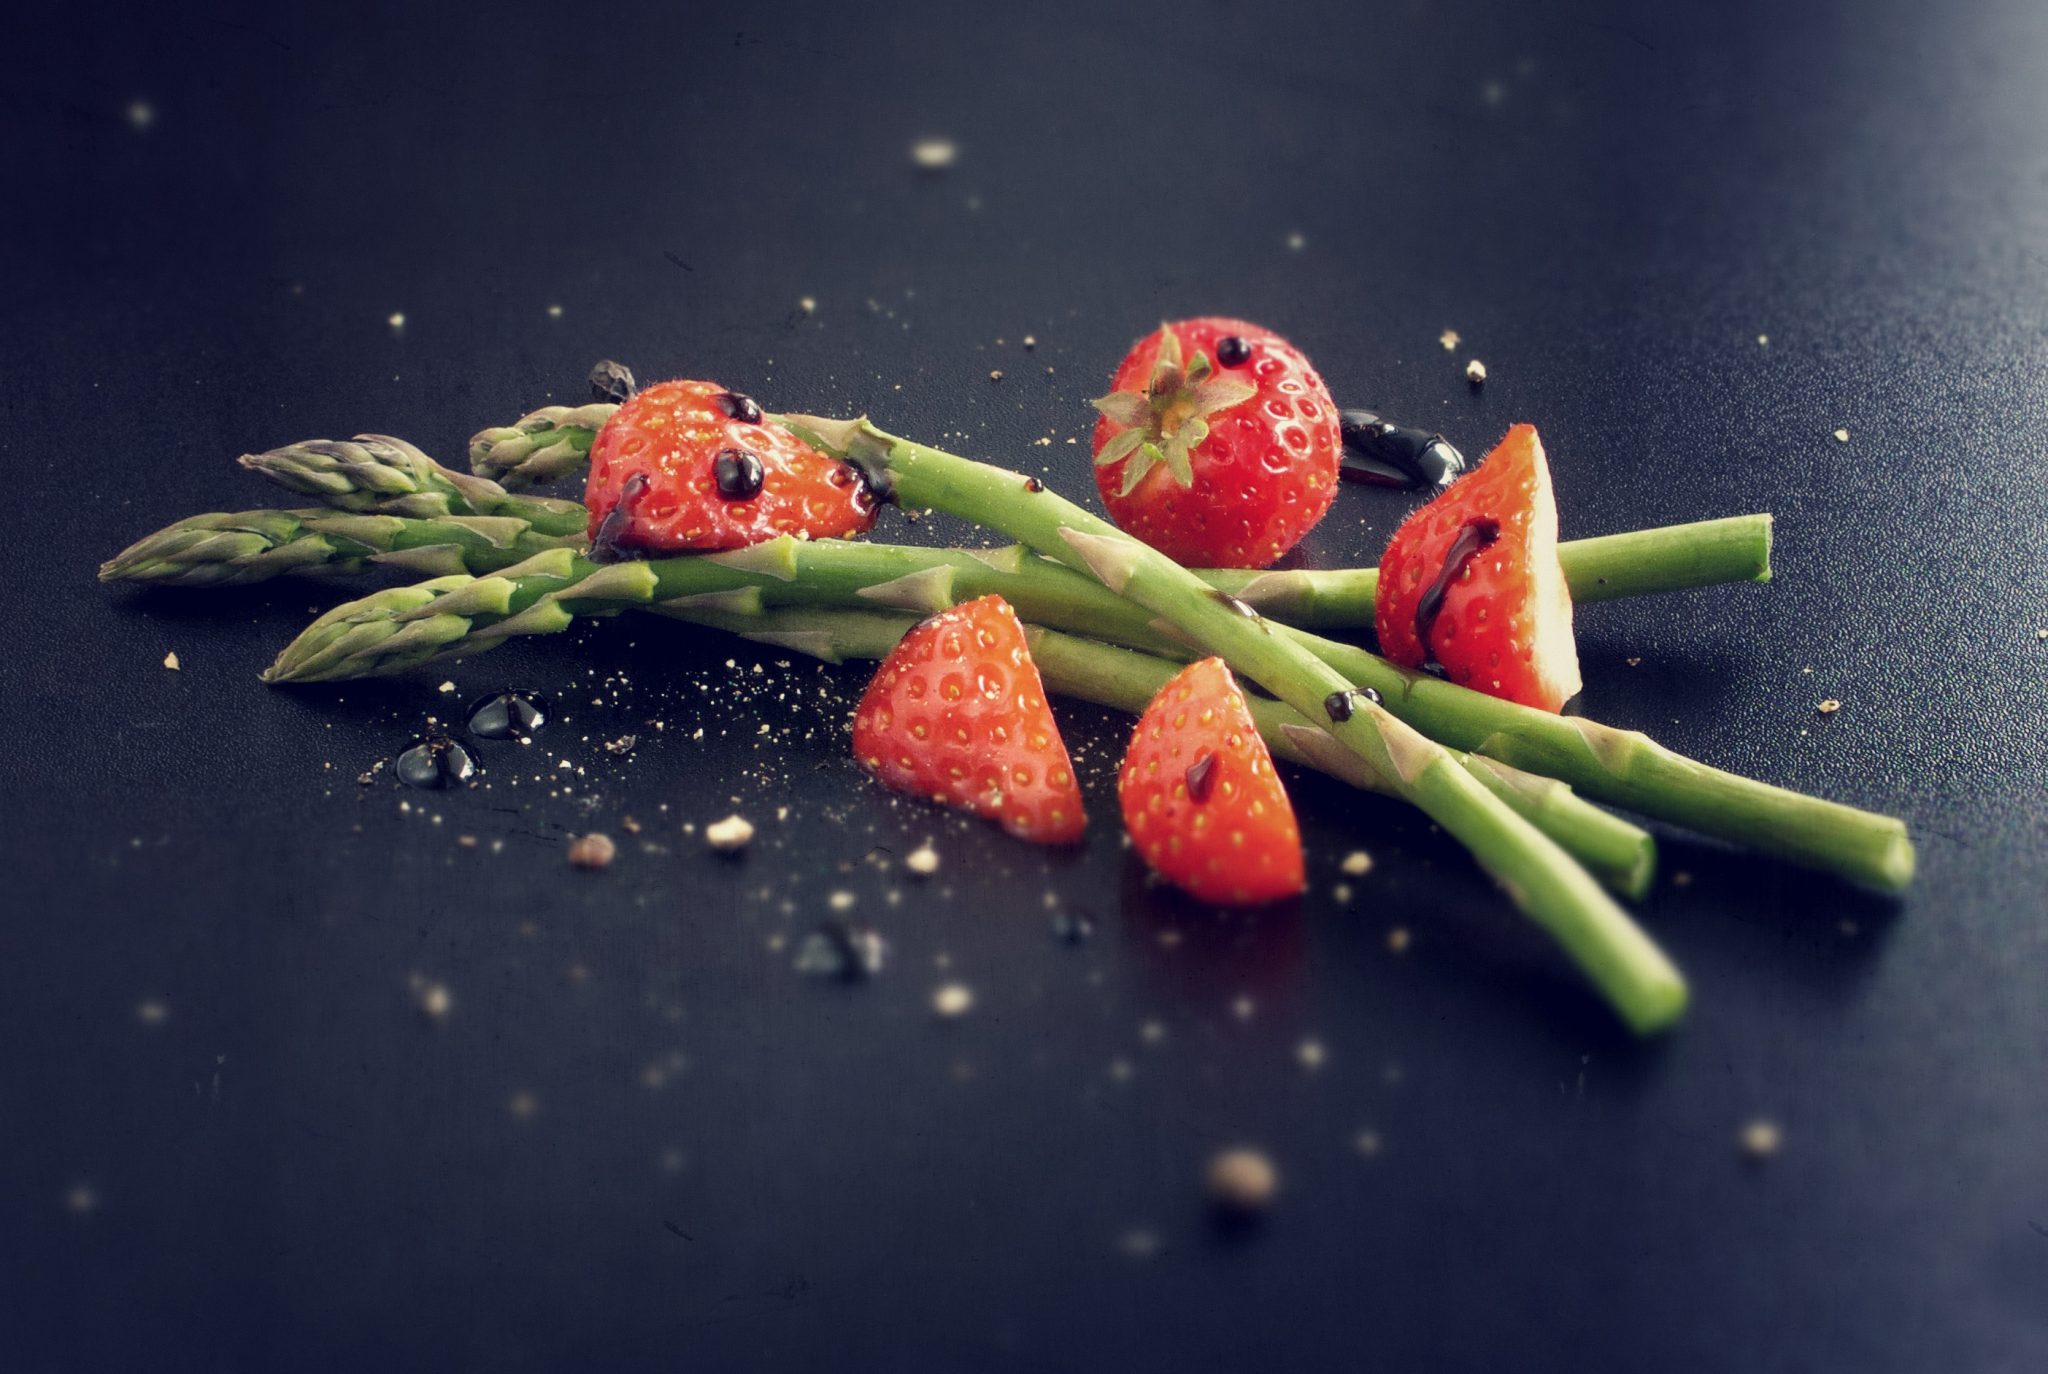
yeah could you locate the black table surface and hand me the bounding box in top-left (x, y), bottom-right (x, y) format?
top-left (5, 2), bottom-right (2045, 1370)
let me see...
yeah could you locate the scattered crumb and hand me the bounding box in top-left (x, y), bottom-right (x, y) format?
top-left (1206, 1148), bottom-right (1278, 1215)
top-left (1755, 334), bottom-right (1770, 347)
top-left (437, 680), bottom-right (455, 694)
top-left (1386, 927), bottom-right (1411, 954)
top-left (1117, 1228), bottom-right (1161, 1259)
top-left (905, 842), bottom-right (940, 877)
top-left (567, 833), bottom-right (616, 870)
top-left (1340, 850), bottom-right (1373, 876)
top-left (705, 814), bottom-right (755, 851)
top-left (1284, 231), bottom-right (1307, 252)
top-left (931, 983), bottom-right (974, 1019)
top-left (1832, 428), bottom-right (1850, 443)
top-left (1332, 883), bottom-right (1353, 903)
top-left (126, 99), bottom-right (154, 130)
top-left (1140, 1020), bottom-right (1167, 1046)
top-left (620, 817), bottom-right (641, 834)
top-left (1626, 656), bottom-right (1642, 667)
top-left (989, 369), bottom-right (1003, 382)
top-left (1672, 870), bottom-right (1693, 887)
top-left (1295, 1038), bottom-right (1327, 1071)
top-left (456, 834), bottom-right (477, 848)
top-left (1439, 329), bottom-right (1460, 351)
top-left (162, 651), bottom-right (180, 671)
top-left (1838, 918), bottom-right (1860, 938)
top-left (1816, 699), bottom-right (1841, 715)
top-left (547, 304), bottom-right (564, 319)
top-left (387, 312), bottom-right (406, 332)
top-left (412, 978), bottom-right (452, 1020)
top-left (910, 136), bottom-right (957, 169)
top-left (1022, 335), bottom-right (1036, 349)
top-left (507, 1091), bottom-right (539, 1120)
top-left (135, 999), bottom-right (168, 1026)
top-left (798, 296), bottom-right (817, 314)
top-left (828, 890), bottom-right (857, 912)
top-left (1353, 1130), bottom-right (1383, 1158)
top-left (603, 734), bottom-right (638, 755)
top-left (66, 1184), bottom-right (98, 1215)
top-left (1465, 358), bottom-right (1487, 384)
top-left (1230, 995), bottom-right (1256, 1021)
top-left (1739, 1119), bottom-right (1783, 1160)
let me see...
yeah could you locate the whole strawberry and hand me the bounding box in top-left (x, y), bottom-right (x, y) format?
top-left (852, 595), bottom-right (1086, 844)
top-left (1090, 318), bottom-right (1340, 568)
top-left (584, 379), bottom-right (878, 555)
top-left (1374, 424), bottom-right (1581, 712)
top-left (1118, 657), bottom-right (1304, 905)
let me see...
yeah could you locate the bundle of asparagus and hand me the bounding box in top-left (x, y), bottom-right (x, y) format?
top-left (100, 371), bottom-right (1913, 1035)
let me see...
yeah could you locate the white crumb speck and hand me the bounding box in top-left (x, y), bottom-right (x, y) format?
top-left (931, 983), bottom-right (974, 1018)
top-left (1740, 1118), bottom-right (1783, 1160)
top-left (1296, 1038), bottom-right (1327, 1071)
top-left (1285, 231), bottom-right (1307, 251)
top-left (1465, 358), bottom-right (1488, 383)
top-left (905, 842), bottom-right (940, 877)
top-left (135, 999), bottom-right (168, 1026)
top-left (387, 312), bottom-right (406, 332)
top-left (798, 296), bottom-right (817, 314)
top-left (1833, 428), bottom-right (1850, 443)
top-left (1340, 850), bottom-right (1374, 876)
top-left (126, 100), bottom-right (154, 130)
top-left (1439, 329), bottom-right (1460, 351)
top-left (437, 680), bottom-right (455, 694)
top-left (547, 304), bottom-right (564, 319)
top-left (910, 136), bottom-right (957, 169)
top-left (828, 890), bottom-right (856, 912)
top-left (162, 651), bottom-right (179, 671)
top-left (706, 813), bottom-right (755, 851)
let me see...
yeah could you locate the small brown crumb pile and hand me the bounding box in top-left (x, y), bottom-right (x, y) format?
top-left (567, 833), bottom-right (616, 870)
top-left (1206, 1148), bottom-right (1278, 1216)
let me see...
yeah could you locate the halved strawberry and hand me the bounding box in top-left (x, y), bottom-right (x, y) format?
top-left (1117, 657), bottom-right (1304, 905)
top-left (584, 378), bottom-right (877, 555)
top-left (1373, 424), bottom-right (1580, 712)
top-left (1090, 318), bottom-right (1341, 568)
top-left (852, 596), bottom-right (1085, 843)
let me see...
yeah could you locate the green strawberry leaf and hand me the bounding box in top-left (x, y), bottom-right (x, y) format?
top-left (1120, 441), bottom-right (1167, 495)
top-left (1093, 427), bottom-right (1148, 468)
top-left (1189, 377), bottom-right (1258, 415)
top-left (1091, 390), bottom-right (1153, 428)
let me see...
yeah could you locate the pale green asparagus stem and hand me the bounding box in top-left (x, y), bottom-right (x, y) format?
top-left (775, 413), bottom-right (1686, 1033)
top-left (97, 509), bottom-right (584, 587)
top-left (239, 435), bottom-right (586, 536)
top-left (659, 602), bottom-right (1655, 899)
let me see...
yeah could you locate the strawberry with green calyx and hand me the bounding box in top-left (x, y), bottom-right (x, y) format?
top-left (1117, 656), bottom-right (1304, 906)
top-left (852, 595), bottom-right (1086, 844)
top-left (583, 379), bottom-right (878, 556)
top-left (1090, 317), bottom-right (1341, 569)
top-left (1373, 423), bottom-right (1581, 713)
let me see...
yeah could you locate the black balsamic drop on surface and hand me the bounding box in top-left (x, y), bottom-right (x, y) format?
top-left (1215, 334), bottom-right (1252, 367)
top-left (714, 447), bottom-right (766, 500)
top-left (1338, 409), bottom-right (1466, 491)
top-left (588, 359), bottom-right (638, 404)
top-left (466, 690), bottom-right (549, 741)
top-left (394, 736), bottom-right (480, 790)
top-left (718, 391), bottom-right (765, 425)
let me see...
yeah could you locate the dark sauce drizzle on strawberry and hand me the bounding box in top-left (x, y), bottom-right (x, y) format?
top-left (588, 472), bottom-right (650, 563)
top-left (1338, 409), bottom-right (1466, 491)
top-left (713, 448), bottom-right (765, 500)
top-left (588, 359), bottom-right (638, 404)
top-left (1185, 750), bottom-right (1217, 802)
top-left (717, 391), bottom-right (764, 425)
top-left (1415, 518), bottom-right (1500, 666)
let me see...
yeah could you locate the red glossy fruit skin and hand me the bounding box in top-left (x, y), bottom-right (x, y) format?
top-left (583, 379), bottom-right (877, 553)
top-left (1090, 317), bottom-right (1340, 568)
top-left (1117, 657), bottom-right (1304, 905)
top-left (852, 596), bottom-right (1086, 844)
top-left (1373, 423), bottom-right (1581, 712)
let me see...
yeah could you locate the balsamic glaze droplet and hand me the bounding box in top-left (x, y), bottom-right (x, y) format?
top-left (588, 359), bottom-right (638, 404)
top-left (1023, 476), bottom-right (1044, 493)
top-left (1323, 690), bottom-right (1357, 723)
top-left (714, 448), bottom-right (766, 500)
top-left (1337, 409), bottom-right (1466, 491)
top-left (718, 391), bottom-right (765, 425)
top-left (1215, 334), bottom-right (1252, 367)
top-left (394, 736), bottom-right (480, 789)
top-left (1210, 589), bottom-right (1264, 623)
top-left (1415, 519), bottom-right (1501, 665)
top-left (1185, 750), bottom-right (1218, 802)
top-left (466, 690), bottom-right (549, 741)
top-left (589, 472), bottom-right (650, 563)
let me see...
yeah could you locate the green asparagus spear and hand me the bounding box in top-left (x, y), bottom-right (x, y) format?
top-left (238, 435), bottom-right (586, 535)
top-left (97, 509), bottom-right (583, 587)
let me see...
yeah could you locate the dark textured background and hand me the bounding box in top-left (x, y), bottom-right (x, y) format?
top-left (4, 1), bottom-right (2045, 1370)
